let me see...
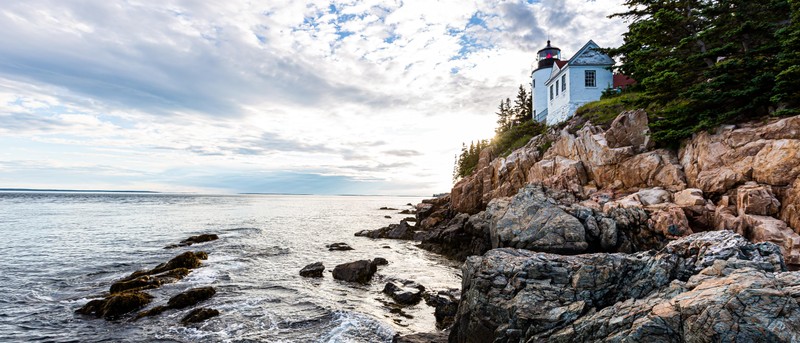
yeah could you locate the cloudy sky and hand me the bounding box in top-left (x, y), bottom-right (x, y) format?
top-left (0, 0), bottom-right (627, 195)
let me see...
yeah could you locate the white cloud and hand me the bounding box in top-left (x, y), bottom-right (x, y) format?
top-left (0, 0), bottom-right (627, 194)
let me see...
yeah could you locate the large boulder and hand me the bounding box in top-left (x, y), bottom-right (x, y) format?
top-left (489, 185), bottom-right (588, 254)
top-left (167, 287), bottom-right (216, 309)
top-left (180, 307), bottom-right (220, 325)
top-left (449, 231), bottom-right (791, 343)
top-left (76, 291), bottom-right (154, 320)
top-left (299, 262), bottom-right (325, 278)
top-left (737, 182), bottom-right (781, 216)
top-left (332, 260), bottom-right (378, 284)
top-left (383, 279), bottom-right (426, 305)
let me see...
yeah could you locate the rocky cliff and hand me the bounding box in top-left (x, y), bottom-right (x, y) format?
top-left (361, 111), bottom-right (800, 342)
top-left (446, 110), bottom-right (800, 266)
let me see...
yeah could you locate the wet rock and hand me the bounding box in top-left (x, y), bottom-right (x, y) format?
top-left (371, 257), bottom-right (388, 266)
top-left (403, 216), bottom-right (417, 222)
top-left (180, 307), bottom-right (220, 325)
top-left (399, 209), bottom-right (415, 214)
top-left (76, 291), bottom-right (154, 320)
top-left (167, 287), bottom-right (216, 309)
top-left (326, 242), bottom-right (354, 251)
top-left (332, 260), bottom-right (377, 284)
top-left (355, 220), bottom-right (415, 240)
top-left (384, 215), bottom-right (392, 219)
top-left (110, 268), bottom-right (191, 294)
top-left (383, 279), bottom-right (425, 305)
top-left (380, 207), bottom-right (399, 210)
top-left (299, 262), bottom-right (325, 277)
top-left (424, 288), bottom-right (460, 329)
top-left (165, 233), bottom-right (219, 249)
top-left (449, 231), bottom-right (790, 343)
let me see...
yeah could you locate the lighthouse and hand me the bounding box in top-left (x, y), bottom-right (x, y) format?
top-left (531, 41), bottom-right (561, 123)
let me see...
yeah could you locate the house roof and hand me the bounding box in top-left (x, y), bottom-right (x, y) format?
top-left (545, 40), bottom-right (614, 85)
top-left (613, 73), bottom-right (636, 88)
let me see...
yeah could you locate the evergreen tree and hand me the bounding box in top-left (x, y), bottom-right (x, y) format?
top-left (609, 0), bottom-right (793, 144)
top-left (513, 85), bottom-right (532, 123)
top-left (773, 0), bottom-right (800, 114)
top-left (495, 100), bottom-right (509, 134)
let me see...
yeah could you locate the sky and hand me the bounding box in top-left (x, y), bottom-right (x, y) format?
top-left (0, 0), bottom-right (628, 195)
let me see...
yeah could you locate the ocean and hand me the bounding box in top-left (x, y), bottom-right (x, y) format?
top-left (0, 192), bottom-right (461, 342)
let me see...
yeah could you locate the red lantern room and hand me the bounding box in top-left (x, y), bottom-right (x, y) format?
top-left (536, 40), bottom-right (562, 70)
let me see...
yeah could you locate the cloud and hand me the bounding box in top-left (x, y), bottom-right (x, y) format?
top-left (0, 0), bottom-right (628, 194)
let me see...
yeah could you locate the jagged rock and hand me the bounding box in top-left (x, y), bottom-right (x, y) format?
top-left (180, 307), bottom-right (219, 325)
top-left (489, 185), bottom-right (588, 254)
top-left (744, 215), bottom-right (800, 265)
top-left (782, 178), bottom-right (800, 232)
top-left (646, 203), bottom-right (692, 239)
top-left (528, 156), bottom-right (588, 196)
top-left (680, 116), bottom-right (800, 196)
top-left (332, 260), bottom-right (377, 284)
top-left (636, 187), bottom-right (671, 206)
top-left (737, 182), bottom-right (781, 216)
top-left (604, 109), bottom-right (653, 152)
top-left (424, 288), bottom-right (460, 329)
top-left (383, 279), bottom-right (425, 305)
top-left (449, 231), bottom-right (789, 343)
top-left (167, 287), bottom-right (216, 309)
top-left (299, 262), bottom-right (325, 277)
top-left (326, 242), bottom-right (354, 251)
top-left (76, 291), bottom-right (153, 320)
top-left (673, 188), bottom-right (706, 207)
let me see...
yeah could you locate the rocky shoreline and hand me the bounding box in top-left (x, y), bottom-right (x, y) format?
top-left (357, 111), bottom-right (800, 342)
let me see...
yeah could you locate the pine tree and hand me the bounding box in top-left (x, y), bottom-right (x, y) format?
top-left (773, 0), bottom-right (800, 114)
top-left (513, 85), bottom-right (532, 123)
top-left (495, 100), bottom-right (509, 134)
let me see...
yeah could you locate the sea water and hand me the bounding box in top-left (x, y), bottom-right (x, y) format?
top-left (0, 192), bottom-right (461, 342)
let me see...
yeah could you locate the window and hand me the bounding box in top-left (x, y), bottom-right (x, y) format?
top-left (549, 85), bottom-right (553, 100)
top-left (556, 81), bottom-right (559, 96)
top-left (561, 75), bottom-right (566, 92)
top-left (585, 70), bottom-right (596, 87)
top-left (532, 79), bottom-right (535, 88)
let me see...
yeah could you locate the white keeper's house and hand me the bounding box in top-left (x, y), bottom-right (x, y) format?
top-left (531, 40), bottom-right (615, 125)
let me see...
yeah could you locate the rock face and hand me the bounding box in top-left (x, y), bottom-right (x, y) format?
top-left (332, 260), bottom-right (378, 284)
top-left (449, 231), bottom-right (796, 343)
top-left (299, 262), bottom-right (325, 277)
top-left (489, 185), bottom-right (588, 253)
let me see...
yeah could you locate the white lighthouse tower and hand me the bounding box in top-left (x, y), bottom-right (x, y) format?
top-left (531, 40), bottom-right (561, 122)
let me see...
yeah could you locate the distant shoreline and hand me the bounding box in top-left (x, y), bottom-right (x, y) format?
top-left (0, 188), bottom-right (430, 197)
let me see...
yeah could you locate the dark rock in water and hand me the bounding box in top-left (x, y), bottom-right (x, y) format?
top-left (450, 231), bottom-right (796, 343)
top-left (383, 279), bottom-right (425, 305)
top-left (165, 234), bottom-right (219, 249)
top-left (332, 260), bottom-right (377, 284)
top-left (393, 332), bottom-right (448, 343)
top-left (371, 257), bottom-right (388, 266)
top-left (135, 305), bottom-right (168, 319)
top-left (299, 262), bottom-right (325, 277)
top-left (326, 242), bottom-right (354, 251)
top-left (403, 217), bottom-right (417, 222)
top-left (76, 291), bottom-right (154, 320)
top-left (110, 268), bottom-right (191, 294)
top-left (355, 220), bottom-right (415, 240)
top-left (181, 307), bottom-right (219, 325)
top-left (384, 215), bottom-right (392, 219)
top-left (131, 251), bottom-right (204, 279)
top-left (181, 307), bottom-right (220, 325)
top-left (398, 209), bottom-right (415, 214)
top-left (193, 251), bottom-right (208, 260)
top-left (167, 287), bottom-right (216, 309)
top-left (381, 245), bottom-right (391, 249)
top-left (424, 288), bottom-right (460, 329)
top-left (380, 207), bottom-right (399, 210)
top-left (406, 203), bottom-right (413, 206)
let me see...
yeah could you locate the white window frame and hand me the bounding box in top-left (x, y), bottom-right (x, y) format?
top-left (585, 70), bottom-right (596, 88)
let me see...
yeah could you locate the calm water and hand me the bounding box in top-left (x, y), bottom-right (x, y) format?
top-left (0, 192), bottom-right (461, 342)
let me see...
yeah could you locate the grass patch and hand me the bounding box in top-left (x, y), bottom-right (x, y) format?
top-left (575, 91), bottom-right (643, 128)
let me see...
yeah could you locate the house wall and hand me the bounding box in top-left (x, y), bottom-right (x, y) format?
top-left (546, 65), bottom-right (613, 125)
